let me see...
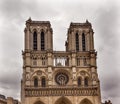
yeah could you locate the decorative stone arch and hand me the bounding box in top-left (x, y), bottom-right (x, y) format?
top-left (34, 100), bottom-right (45, 104)
top-left (54, 69), bottom-right (72, 78)
top-left (30, 70), bottom-right (48, 80)
top-left (32, 28), bottom-right (38, 34)
top-left (77, 70), bottom-right (90, 79)
top-left (80, 98), bottom-right (93, 104)
top-left (80, 70), bottom-right (90, 76)
top-left (30, 70), bottom-right (48, 86)
top-left (77, 70), bottom-right (92, 86)
top-left (55, 97), bottom-right (72, 104)
top-left (40, 29), bottom-right (46, 33)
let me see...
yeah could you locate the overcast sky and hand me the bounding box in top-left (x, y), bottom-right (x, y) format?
top-left (0, 0), bottom-right (120, 103)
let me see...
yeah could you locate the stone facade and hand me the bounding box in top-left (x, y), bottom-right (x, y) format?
top-left (21, 18), bottom-right (101, 104)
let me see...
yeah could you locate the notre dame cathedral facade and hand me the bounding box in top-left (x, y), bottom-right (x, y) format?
top-left (21, 18), bottom-right (101, 104)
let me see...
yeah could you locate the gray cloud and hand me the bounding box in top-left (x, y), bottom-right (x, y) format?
top-left (94, 1), bottom-right (120, 103)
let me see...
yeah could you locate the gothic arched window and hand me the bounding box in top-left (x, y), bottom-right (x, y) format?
top-left (76, 33), bottom-right (79, 51)
top-left (33, 31), bottom-right (37, 50)
top-left (41, 31), bottom-right (45, 51)
top-left (78, 77), bottom-right (81, 86)
top-left (34, 77), bottom-right (38, 87)
top-left (41, 77), bottom-right (46, 87)
top-left (84, 77), bottom-right (88, 86)
top-left (82, 33), bottom-right (86, 51)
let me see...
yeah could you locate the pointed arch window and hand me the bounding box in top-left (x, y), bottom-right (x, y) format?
top-left (78, 77), bottom-right (81, 86)
top-left (82, 33), bottom-right (86, 51)
top-left (34, 77), bottom-right (38, 87)
top-left (41, 77), bottom-right (46, 87)
top-left (84, 77), bottom-right (88, 86)
top-left (41, 31), bottom-right (45, 51)
top-left (76, 33), bottom-right (79, 51)
top-left (33, 31), bottom-right (37, 50)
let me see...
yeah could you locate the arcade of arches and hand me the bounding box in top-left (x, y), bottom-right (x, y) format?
top-left (34, 98), bottom-right (92, 104)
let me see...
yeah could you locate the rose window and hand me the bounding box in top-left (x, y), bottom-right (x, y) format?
top-left (55, 72), bottom-right (69, 85)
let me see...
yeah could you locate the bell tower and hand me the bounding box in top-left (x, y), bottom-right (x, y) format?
top-left (65, 20), bottom-right (94, 52)
top-left (24, 18), bottom-right (53, 51)
top-left (21, 19), bottom-right (101, 104)
top-left (21, 18), bottom-right (53, 104)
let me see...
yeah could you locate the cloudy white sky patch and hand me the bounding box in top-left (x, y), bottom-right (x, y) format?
top-left (0, 0), bottom-right (120, 103)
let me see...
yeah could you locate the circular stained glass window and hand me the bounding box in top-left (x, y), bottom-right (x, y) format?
top-left (55, 72), bottom-right (69, 85)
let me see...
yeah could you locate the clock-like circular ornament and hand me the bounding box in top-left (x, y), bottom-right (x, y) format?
top-left (55, 72), bottom-right (69, 85)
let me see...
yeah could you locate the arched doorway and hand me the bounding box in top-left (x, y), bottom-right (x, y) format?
top-left (80, 98), bottom-right (92, 104)
top-left (34, 101), bottom-right (44, 104)
top-left (55, 97), bottom-right (72, 104)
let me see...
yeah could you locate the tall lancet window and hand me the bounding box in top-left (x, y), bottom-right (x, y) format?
top-left (78, 77), bottom-right (81, 86)
top-left (41, 77), bottom-right (46, 87)
top-left (34, 77), bottom-right (38, 87)
top-left (33, 31), bottom-right (37, 50)
top-left (82, 33), bottom-right (86, 51)
top-left (76, 33), bottom-right (79, 51)
top-left (84, 77), bottom-right (88, 87)
top-left (41, 31), bottom-right (45, 51)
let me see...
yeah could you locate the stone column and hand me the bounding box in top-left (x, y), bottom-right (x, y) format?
top-left (90, 29), bottom-right (94, 51)
top-left (25, 27), bottom-right (30, 50)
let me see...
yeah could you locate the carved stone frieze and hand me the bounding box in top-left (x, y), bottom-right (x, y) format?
top-left (25, 87), bottom-right (98, 96)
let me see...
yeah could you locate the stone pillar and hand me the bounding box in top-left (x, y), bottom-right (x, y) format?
top-left (90, 30), bottom-right (94, 51)
top-left (72, 67), bottom-right (77, 86)
top-left (71, 53), bottom-right (77, 85)
top-left (71, 31), bottom-right (75, 51)
top-left (90, 52), bottom-right (97, 67)
top-left (25, 27), bottom-right (30, 50)
top-left (47, 52), bottom-right (53, 86)
top-left (47, 28), bottom-right (53, 51)
top-left (71, 53), bottom-right (76, 66)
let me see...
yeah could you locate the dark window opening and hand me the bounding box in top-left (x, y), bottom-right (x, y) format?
top-left (84, 77), bottom-right (88, 86)
top-left (76, 33), bottom-right (79, 51)
top-left (33, 31), bottom-right (37, 50)
top-left (78, 77), bottom-right (81, 86)
top-left (34, 78), bottom-right (38, 87)
top-left (41, 31), bottom-right (45, 51)
top-left (41, 77), bottom-right (46, 87)
top-left (82, 33), bottom-right (86, 51)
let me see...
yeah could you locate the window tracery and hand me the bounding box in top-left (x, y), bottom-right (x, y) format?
top-left (41, 77), bottom-right (46, 87)
top-left (55, 72), bottom-right (69, 85)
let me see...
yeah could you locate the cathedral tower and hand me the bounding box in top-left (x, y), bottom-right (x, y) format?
top-left (21, 18), bottom-right (101, 104)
